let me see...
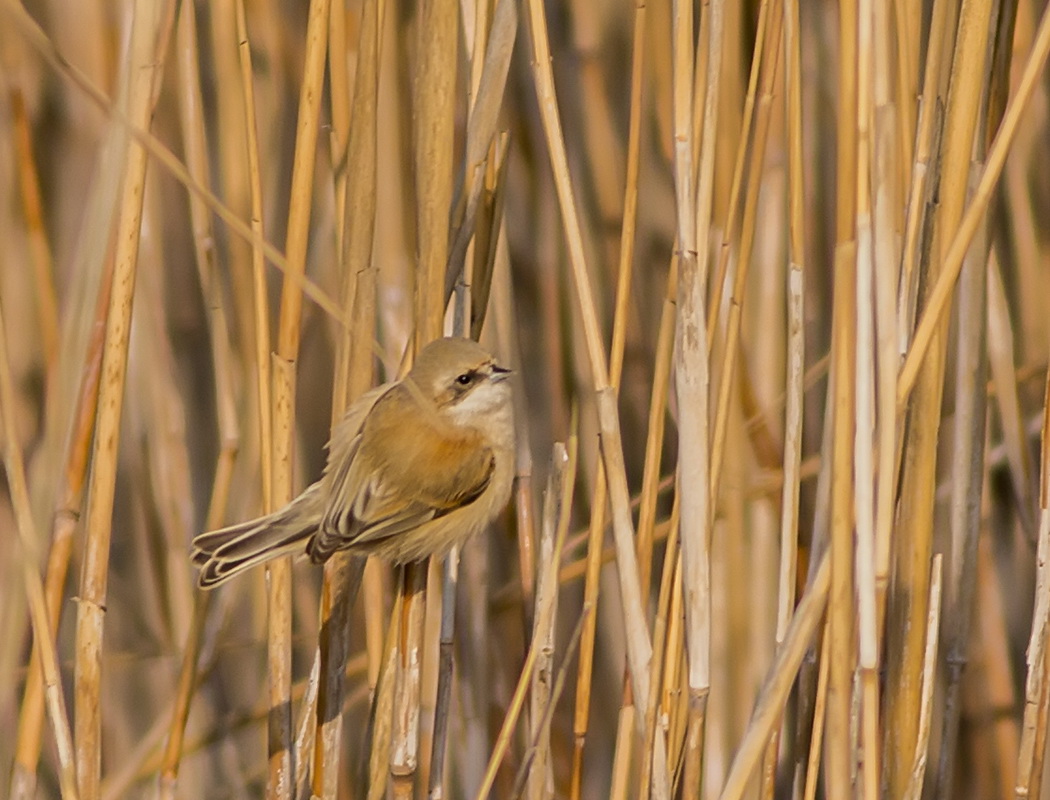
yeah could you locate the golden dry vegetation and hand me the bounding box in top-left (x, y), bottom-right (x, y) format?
top-left (0, 0), bottom-right (1049, 798)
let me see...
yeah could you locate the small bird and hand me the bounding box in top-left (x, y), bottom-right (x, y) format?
top-left (191, 337), bottom-right (515, 588)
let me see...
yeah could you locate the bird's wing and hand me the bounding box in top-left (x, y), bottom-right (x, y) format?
top-left (312, 387), bottom-right (495, 561)
top-left (322, 384), bottom-right (391, 481)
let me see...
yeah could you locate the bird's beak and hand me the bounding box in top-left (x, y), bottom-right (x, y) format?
top-left (491, 364), bottom-right (513, 382)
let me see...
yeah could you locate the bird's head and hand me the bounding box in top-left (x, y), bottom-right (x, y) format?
top-left (408, 338), bottom-right (514, 430)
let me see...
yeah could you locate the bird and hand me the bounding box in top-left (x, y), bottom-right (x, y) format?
top-left (191, 337), bottom-right (515, 588)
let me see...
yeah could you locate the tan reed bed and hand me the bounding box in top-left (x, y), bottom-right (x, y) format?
top-left (1, 0), bottom-right (1050, 798)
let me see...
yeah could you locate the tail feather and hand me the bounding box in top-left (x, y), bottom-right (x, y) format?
top-left (192, 483), bottom-right (323, 588)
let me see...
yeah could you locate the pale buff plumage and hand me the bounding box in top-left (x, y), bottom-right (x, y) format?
top-left (191, 337), bottom-right (515, 588)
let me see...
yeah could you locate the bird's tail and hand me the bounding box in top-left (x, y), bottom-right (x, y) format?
top-left (191, 483), bottom-right (324, 588)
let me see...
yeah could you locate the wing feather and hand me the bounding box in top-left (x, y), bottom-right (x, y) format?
top-left (309, 383), bottom-right (494, 562)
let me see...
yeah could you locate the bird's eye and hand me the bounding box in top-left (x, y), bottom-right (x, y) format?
top-left (455, 373), bottom-right (473, 386)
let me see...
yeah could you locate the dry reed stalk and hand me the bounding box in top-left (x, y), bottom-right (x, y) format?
top-left (989, 253), bottom-right (1036, 525)
top-left (474, 435), bottom-right (577, 800)
top-left (206, 0), bottom-right (254, 360)
top-left (608, 692), bottom-right (637, 800)
top-left (567, 0), bottom-right (624, 240)
top-left (633, 269), bottom-right (678, 608)
top-left (824, 0), bottom-right (860, 793)
top-left (266, 1), bottom-right (332, 796)
top-left (385, 0), bottom-right (459, 792)
top-left (786, 380), bottom-right (835, 797)
top-left (128, 250), bottom-right (196, 649)
top-left (758, 0), bottom-right (806, 793)
top-left (331, 0), bottom-right (384, 411)
top-left (639, 496), bottom-right (681, 800)
top-left (412, 0), bottom-right (457, 341)
top-left (522, 0), bottom-right (664, 791)
top-left (312, 0), bottom-right (385, 794)
top-left (871, 0), bottom-right (903, 640)
top-left (891, 0), bottom-right (918, 176)
top-left (99, 626), bottom-right (230, 800)
top-left (156, 595), bottom-right (210, 800)
top-left (6, 73), bottom-right (59, 370)
top-left (706, 0), bottom-right (782, 509)
top-left (958, 524), bottom-right (1021, 800)
top-left (570, 1), bottom-right (647, 794)
top-left (703, 0), bottom-right (773, 344)
top-left (801, 623), bottom-right (831, 800)
top-left (717, 552), bottom-right (830, 800)
top-left (0, 300), bottom-right (78, 800)
top-left (427, 547), bottom-right (456, 800)
top-left (897, 0), bottom-right (951, 353)
top-left (293, 656), bottom-right (322, 798)
top-left (72, 4), bottom-right (172, 797)
top-left (660, 559), bottom-right (687, 784)
top-left (901, 554), bottom-right (943, 800)
top-left (527, 442), bottom-right (571, 800)
top-left (512, 605), bottom-right (591, 799)
top-left (5, 0), bottom-right (1050, 796)
top-left (365, 589), bottom-right (402, 800)
top-left (155, 12), bottom-right (249, 790)
top-left (446, 0), bottom-right (516, 300)
top-left (853, 0), bottom-right (883, 794)
top-left (173, 0), bottom-right (241, 528)
top-left (884, 0), bottom-right (994, 792)
top-left (1017, 369), bottom-right (1050, 799)
top-left (232, 0), bottom-right (273, 524)
top-left (897, 0), bottom-right (1050, 409)
top-left (10, 251), bottom-right (110, 800)
top-left (390, 563), bottom-right (427, 800)
top-left (430, 3), bottom-right (513, 788)
top-left (672, 0), bottom-right (725, 790)
top-left (327, 0), bottom-right (351, 261)
top-left (933, 196), bottom-right (990, 800)
top-left (0, 0), bottom-right (345, 327)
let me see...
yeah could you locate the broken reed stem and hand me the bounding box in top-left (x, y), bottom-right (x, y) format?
top-left (390, 562), bottom-right (427, 800)
top-left (901, 554), bottom-right (943, 800)
top-left (73, 4), bottom-right (171, 797)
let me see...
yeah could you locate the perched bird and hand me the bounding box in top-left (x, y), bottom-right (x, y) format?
top-left (191, 337), bottom-right (515, 588)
